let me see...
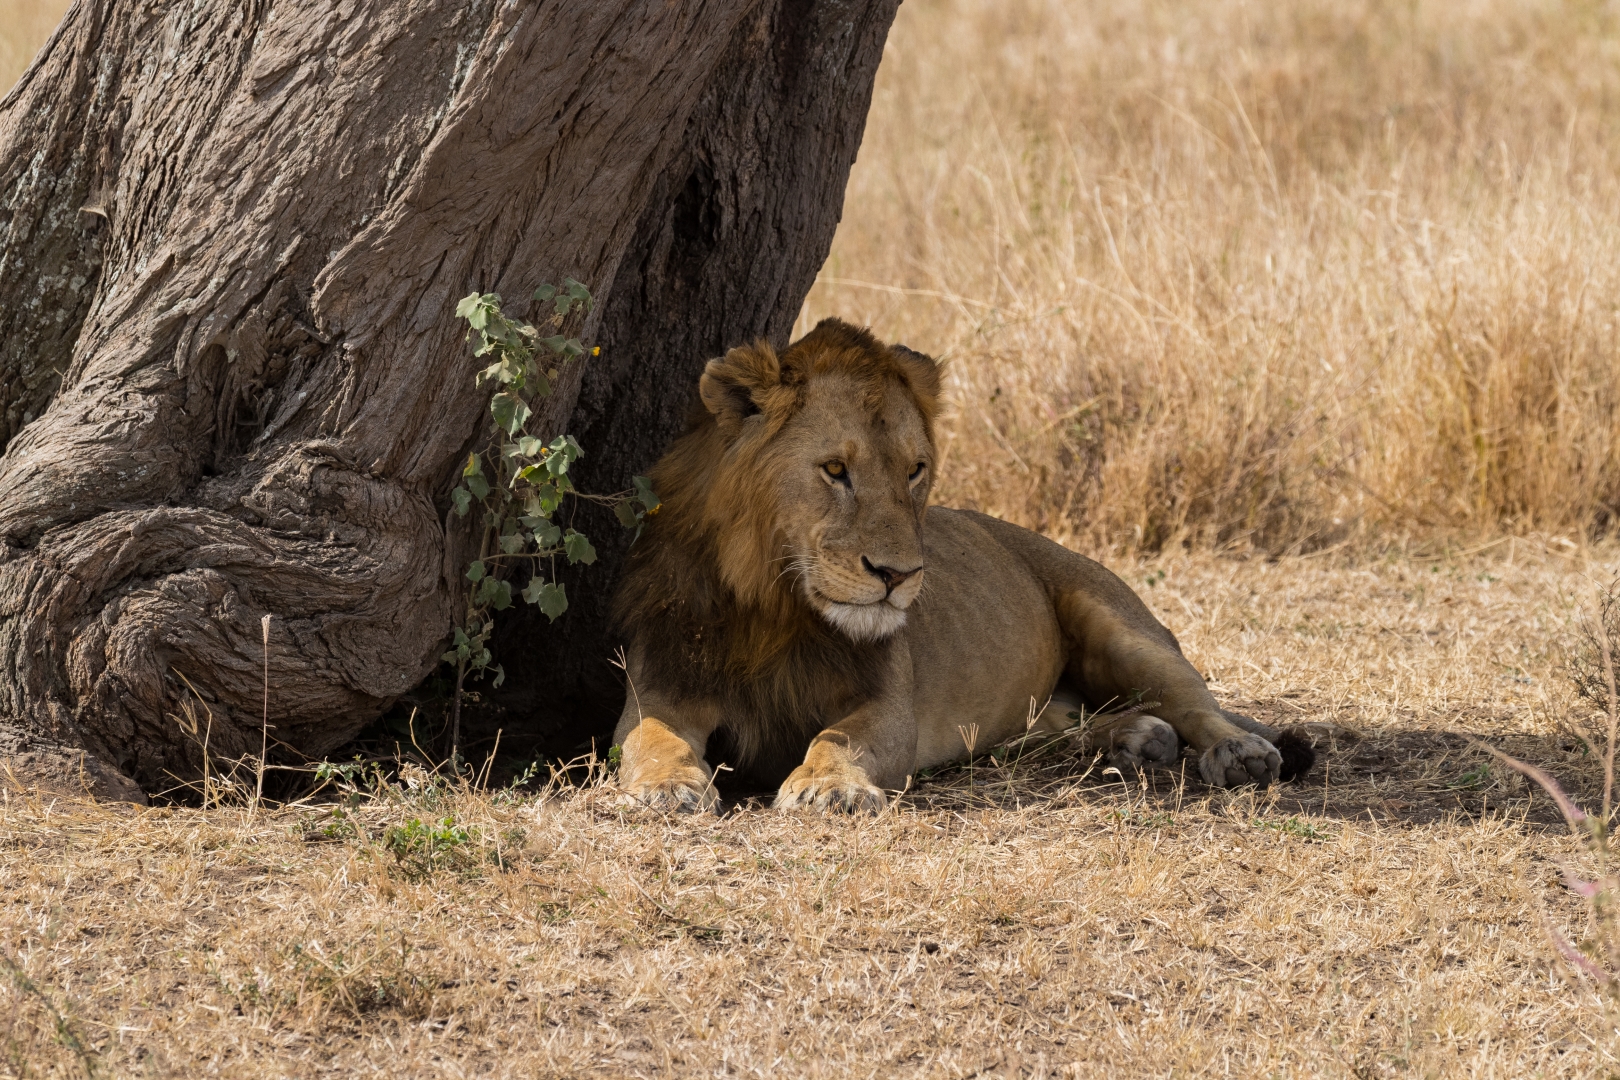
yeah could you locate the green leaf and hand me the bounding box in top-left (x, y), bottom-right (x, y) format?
top-left (500, 531), bottom-right (526, 555)
top-left (517, 436), bottom-right (544, 458)
top-left (545, 435), bottom-right (582, 477)
top-left (466, 295), bottom-right (498, 330)
top-left (533, 482), bottom-right (562, 515)
top-left (554, 294), bottom-right (573, 316)
top-left (532, 521), bottom-right (562, 548)
top-left (451, 486), bottom-right (472, 517)
top-left (463, 453), bottom-right (484, 478)
top-left (491, 392), bottom-right (532, 435)
top-left (563, 530), bottom-right (596, 565)
top-left (614, 502), bottom-right (641, 529)
top-left (540, 335), bottom-right (568, 353)
top-left (533, 284), bottom-right (557, 303)
top-left (455, 294), bottom-right (482, 320)
top-left (467, 473), bottom-right (490, 500)
top-left (520, 577), bottom-right (568, 619)
top-left (466, 560), bottom-right (486, 583)
top-left (475, 576), bottom-right (502, 605)
top-left (633, 475), bottom-right (661, 511)
top-left (490, 580), bottom-right (513, 611)
top-left (537, 582), bottom-right (567, 620)
top-left (492, 664), bottom-right (506, 689)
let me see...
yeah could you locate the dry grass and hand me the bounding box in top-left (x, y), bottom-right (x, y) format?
top-left (801, 0), bottom-right (1620, 553)
top-left (5, 546), bottom-right (1619, 1078)
top-left (0, 0), bottom-right (71, 95)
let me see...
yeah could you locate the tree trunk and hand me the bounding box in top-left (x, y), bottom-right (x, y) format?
top-left (0, 0), bottom-right (898, 799)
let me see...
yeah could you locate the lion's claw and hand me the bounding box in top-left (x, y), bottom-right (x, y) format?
top-left (621, 775), bottom-right (717, 814)
top-left (1198, 733), bottom-right (1282, 787)
top-left (774, 771), bottom-right (886, 814)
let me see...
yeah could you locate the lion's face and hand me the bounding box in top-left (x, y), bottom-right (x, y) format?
top-left (771, 371), bottom-right (932, 641)
top-left (694, 320), bottom-right (941, 643)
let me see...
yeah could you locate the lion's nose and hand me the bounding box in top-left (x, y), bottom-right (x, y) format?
top-left (862, 556), bottom-right (921, 595)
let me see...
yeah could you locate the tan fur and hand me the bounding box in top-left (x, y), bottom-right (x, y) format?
top-left (612, 319), bottom-right (1304, 811)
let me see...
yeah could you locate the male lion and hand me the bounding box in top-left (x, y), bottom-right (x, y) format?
top-left (612, 319), bottom-right (1314, 811)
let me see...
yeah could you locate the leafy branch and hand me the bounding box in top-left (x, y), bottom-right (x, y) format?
top-left (444, 281), bottom-right (660, 765)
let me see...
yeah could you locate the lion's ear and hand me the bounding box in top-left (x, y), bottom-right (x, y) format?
top-left (891, 344), bottom-right (942, 414)
top-left (699, 341), bottom-right (781, 432)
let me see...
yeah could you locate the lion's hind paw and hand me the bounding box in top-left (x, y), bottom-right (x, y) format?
top-left (1198, 733), bottom-right (1282, 788)
top-left (1104, 715), bottom-right (1181, 772)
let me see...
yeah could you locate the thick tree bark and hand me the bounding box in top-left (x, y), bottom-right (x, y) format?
top-left (0, 0), bottom-right (898, 798)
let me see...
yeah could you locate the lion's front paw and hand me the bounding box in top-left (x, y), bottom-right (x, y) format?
top-left (774, 767), bottom-right (887, 814)
top-left (1106, 715), bottom-right (1181, 772)
top-left (1199, 733), bottom-right (1282, 787)
top-left (621, 768), bottom-right (717, 814)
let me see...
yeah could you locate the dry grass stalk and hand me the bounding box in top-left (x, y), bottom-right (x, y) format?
top-left (255, 614), bottom-right (272, 813)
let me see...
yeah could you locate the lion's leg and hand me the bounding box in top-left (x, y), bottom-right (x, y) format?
top-left (1083, 712), bottom-right (1181, 771)
top-left (775, 641), bottom-right (917, 814)
top-left (1055, 598), bottom-right (1282, 787)
top-left (613, 695), bottom-right (723, 813)
top-left (1032, 687), bottom-right (1180, 771)
top-left (939, 512), bottom-right (1298, 786)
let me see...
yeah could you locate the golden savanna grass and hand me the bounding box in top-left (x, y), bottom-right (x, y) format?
top-left (800, 0), bottom-right (1620, 553)
top-left (0, 0), bottom-right (71, 94)
top-left (8, 0), bottom-right (1620, 1076)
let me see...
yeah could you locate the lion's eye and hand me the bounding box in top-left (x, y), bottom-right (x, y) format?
top-left (909, 462), bottom-right (926, 481)
top-left (823, 461), bottom-right (848, 482)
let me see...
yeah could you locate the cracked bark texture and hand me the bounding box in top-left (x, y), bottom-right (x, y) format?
top-left (0, 0), bottom-right (899, 798)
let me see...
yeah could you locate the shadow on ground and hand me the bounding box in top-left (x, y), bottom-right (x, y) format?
top-left (708, 702), bottom-right (1598, 832)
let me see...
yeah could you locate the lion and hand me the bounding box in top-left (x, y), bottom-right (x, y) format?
top-left (611, 318), bottom-right (1314, 811)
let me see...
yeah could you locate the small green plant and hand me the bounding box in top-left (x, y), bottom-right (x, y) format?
top-left (1109, 808), bottom-right (1175, 829)
top-left (295, 806), bottom-right (360, 843)
top-left (445, 282), bottom-right (660, 764)
top-left (1446, 762), bottom-right (1493, 791)
top-left (383, 815), bottom-right (478, 879)
top-left (1251, 815), bottom-right (1333, 841)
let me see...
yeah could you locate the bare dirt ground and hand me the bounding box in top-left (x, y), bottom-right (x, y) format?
top-left (3, 544), bottom-right (1614, 1078)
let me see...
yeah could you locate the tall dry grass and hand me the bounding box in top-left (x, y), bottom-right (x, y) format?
top-left (0, 0), bottom-right (70, 94)
top-left (802, 0), bottom-right (1620, 554)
